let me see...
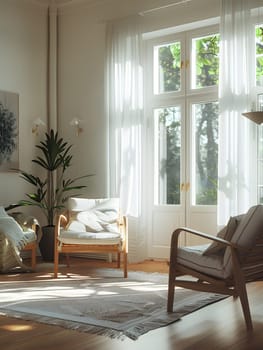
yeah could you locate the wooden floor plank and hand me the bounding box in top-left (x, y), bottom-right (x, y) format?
top-left (0, 258), bottom-right (262, 350)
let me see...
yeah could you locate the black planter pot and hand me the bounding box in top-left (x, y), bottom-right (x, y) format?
top-left (39, 225), bottom-right (55, 262)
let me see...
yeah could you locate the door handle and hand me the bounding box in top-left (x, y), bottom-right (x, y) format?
top-left (180, 183), bottom-right (185, 192)
top-left (185, 182), bottom-right (190, 192)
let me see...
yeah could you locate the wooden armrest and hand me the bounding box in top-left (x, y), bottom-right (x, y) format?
top-left (56, 213), bottom-right (68, 226)
top-left (118, 215), bottom-right (128, 251)
top-left (55, 214), bottom-right (68, 238)
top-left (171, 227), bottom-right (238, 249)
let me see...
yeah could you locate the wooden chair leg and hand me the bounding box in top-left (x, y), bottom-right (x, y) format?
top-left (232, 251), bottom-right (253, 330)
top-left (66, 253), bottom-right (70, 267)
top-left (31, 244), bottom-right (36, 270)
top-left (123, 252), bottom-right (128, 278)
top-left (238, 286), bottom-right (253, 331)
top-left (167, 272), bottom-right (176, 312)
top-left (117, 252), bottom-right (121, 268)
top-left (54, 247), bottom-right (59, 278)
top-left (234, 275), bottom-right (253, 330)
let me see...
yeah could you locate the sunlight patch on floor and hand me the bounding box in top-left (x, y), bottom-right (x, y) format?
top-left (0, 323), bottom-right (34, 332)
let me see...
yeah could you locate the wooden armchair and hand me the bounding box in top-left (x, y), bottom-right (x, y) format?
top-left (22, 240), bottom-right (37, 269)
top-left (167, 205), bottom-right (263, 331)
top-left (54, 197), bottom-right (128, 278)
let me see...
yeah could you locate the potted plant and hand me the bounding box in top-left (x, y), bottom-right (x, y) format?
top-left (17, 129), bottom-right (91, 261)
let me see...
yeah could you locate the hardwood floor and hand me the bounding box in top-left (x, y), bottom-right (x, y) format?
top-left (0, 258), bottom-right (262, 350)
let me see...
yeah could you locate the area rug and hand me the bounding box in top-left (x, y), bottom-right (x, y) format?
top-left (0, 269), bottom-right (227, 340)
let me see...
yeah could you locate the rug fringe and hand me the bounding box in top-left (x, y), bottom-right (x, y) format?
top-left (0, 309), bottom-right (127, 340)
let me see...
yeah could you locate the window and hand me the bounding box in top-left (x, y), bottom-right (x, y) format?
top-left (192, 101), bottom-right (218, 205)
top-left (256, 25), bottom-right (263, 86)
top-left (154, 106), bottom-right (181, 205)
top-left (147, 22), bottom-right (263, 207)
top-left (191, 34), bottom-right (219, 89)
top-left (154, 40), bottom-right (183, 95)
top-left (147, 26), bottom-right (220, 206)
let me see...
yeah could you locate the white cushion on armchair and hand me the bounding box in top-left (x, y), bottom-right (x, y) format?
top-left (57, 197), bottom-right (123, 246)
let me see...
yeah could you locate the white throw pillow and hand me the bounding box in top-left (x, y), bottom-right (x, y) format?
top-left (76, 211), bottom-right (104, 232)
top-left (101, 222), bottom-right (119, 233)
top-left (67, 220), bottom-right (86, 232)
top-left (93, 210), bottom-right (118, 223)
top-left (94, 198), bottom-right (119, 212)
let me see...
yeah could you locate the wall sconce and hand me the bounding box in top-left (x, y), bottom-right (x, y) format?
top-left (70, 118), bottom-right (83, 136)
top-left (32, 118), bottom-right (46, 135)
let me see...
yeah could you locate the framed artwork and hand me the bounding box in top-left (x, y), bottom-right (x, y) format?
top-left (0, 90), bottom-right (19, 171)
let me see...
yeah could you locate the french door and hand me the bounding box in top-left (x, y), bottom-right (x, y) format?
top-left (145, 25), bottom-right (220, 258)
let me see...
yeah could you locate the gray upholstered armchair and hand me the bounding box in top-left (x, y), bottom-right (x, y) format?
top-left (167, 205), bottom-right (263, 330)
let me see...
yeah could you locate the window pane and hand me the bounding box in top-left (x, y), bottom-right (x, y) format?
top-left (192, 101), bottom-right (218, 205)
top-left (256, 25), bottom-right (263, 86)
top-left (154, 107), bottom-right (181, 204)
top-left (192, 34), bottom-right (220, 89)
top-left (154, 42), bottom-right (181, 94)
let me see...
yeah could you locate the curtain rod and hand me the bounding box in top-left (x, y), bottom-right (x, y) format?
top-left (139, 0), bottom-right (192, 16)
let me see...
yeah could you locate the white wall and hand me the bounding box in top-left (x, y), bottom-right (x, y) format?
top-left (0, 0), bottom-right (47, 215)
top-left (58, 7), bottom-right (107, 197)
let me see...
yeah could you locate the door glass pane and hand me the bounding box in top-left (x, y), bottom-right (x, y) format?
top-left (256, 25), bottom-right (263, 86)
top-left (192, 101), bottom-right (218, 205)
top-left (154, 107), bottom-right (181, 205)
top-left (154, 42), bottom-right (181, 94)
top-left (192, 34), bottom-right (220, 89)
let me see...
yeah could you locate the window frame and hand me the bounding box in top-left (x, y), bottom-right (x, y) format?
top-left (144, 24), bottom-right (220, 207)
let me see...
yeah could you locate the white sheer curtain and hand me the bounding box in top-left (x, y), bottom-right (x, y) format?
top-left (106, 17), bottom-right (143, 217)
top-left (218, 0), bottom-right (263, 226)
